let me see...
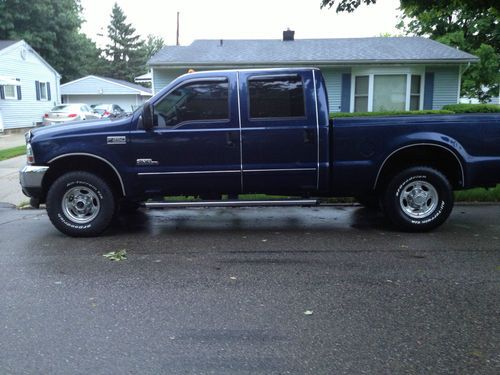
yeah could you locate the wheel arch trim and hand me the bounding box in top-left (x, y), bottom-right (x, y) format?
top-left (373, 143), bottom-right (465, 190)
top-left (48, 153), bottom-right (126, 196)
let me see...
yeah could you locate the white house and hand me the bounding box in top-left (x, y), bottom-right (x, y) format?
top-left (0, 40), bottom-right (61, 132)
top-left (61, 75), bottom-right (152, 112)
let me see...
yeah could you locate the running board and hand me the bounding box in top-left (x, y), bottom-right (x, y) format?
top-left (143, 199), bottom-right (319, 209)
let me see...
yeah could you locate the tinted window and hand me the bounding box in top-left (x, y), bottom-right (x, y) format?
top-left (248, 75), bottom-right (305, 118)
top-left (154, 80), bottom-right (229, 128)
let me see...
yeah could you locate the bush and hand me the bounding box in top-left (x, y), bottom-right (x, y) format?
top-left (441, 103), bottom-right (500, 113)
top-left (330, 110), bottom-right (453, 118)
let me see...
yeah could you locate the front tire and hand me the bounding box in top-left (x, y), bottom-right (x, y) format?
top-left (382, 166), bottom-right (453, 232)
top-left (46, 171), bottom-right (115, 237)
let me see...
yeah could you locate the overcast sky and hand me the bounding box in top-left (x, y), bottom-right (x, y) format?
top-left (80, 0), bottom-right (403, 47)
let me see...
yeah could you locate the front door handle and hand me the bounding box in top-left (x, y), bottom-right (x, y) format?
top-left (226, 131), bottom-right (238, 147)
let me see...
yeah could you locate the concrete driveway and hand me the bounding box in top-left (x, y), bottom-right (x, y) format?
top-left (0, 205), bottom-right (498, 374)
top-left (0, 155), bottom-right (26, 206)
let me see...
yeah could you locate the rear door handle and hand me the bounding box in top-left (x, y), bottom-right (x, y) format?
top-left (226, 131), bottom-right (238, 147)
top-left (303, 129), bottom-right (315, 144)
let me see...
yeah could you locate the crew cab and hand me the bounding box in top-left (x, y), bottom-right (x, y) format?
top-left (19, 68), bottom-right (500, 236)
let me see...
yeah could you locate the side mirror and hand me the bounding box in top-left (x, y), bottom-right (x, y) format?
top-left (142, 102), bottom-right (153, 130)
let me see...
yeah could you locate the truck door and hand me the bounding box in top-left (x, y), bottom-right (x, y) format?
top-left (238, 70), bottom-right (318, 194)
top-left (131, 73), bottom-right (241, 196)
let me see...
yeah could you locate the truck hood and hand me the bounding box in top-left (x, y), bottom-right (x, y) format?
top-left (30, 117), bottom-right (132, 142)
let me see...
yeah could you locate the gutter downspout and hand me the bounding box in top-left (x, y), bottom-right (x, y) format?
top-left (457, 63), bottom-right (471, 103)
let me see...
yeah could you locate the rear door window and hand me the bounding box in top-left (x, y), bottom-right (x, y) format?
top-left (247, 75), bottom-right (305, 119)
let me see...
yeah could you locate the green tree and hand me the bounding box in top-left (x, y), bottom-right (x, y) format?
top-left (142, 34), bottom-right (164, 61)
top-left (320, 0), bottom-right (500, 102)
top-left (320, 0), bottom-right (499, 13)
top-left (0, 0), bottom-right (102, 82)
top-left (104, 2), bottom-right (145, 81)
top-left (398, 3), bottom-right (499, 101)
top-left (320, 0), bottom-right (376, 13)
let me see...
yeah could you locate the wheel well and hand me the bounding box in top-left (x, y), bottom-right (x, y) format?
top-left (375, 145), bottom-right (464, 191)
top-left (41, 156), bottom-right (124, 202)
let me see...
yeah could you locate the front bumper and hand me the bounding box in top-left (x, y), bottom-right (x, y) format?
top-left (19, 165), bottom-right (49, 197)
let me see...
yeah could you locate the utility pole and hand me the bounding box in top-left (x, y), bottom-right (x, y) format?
top-left (176, 11), bottom-right (180, 46)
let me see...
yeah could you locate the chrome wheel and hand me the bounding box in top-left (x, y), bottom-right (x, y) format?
top-left (399, 180), bottom-right (438, 219)
top-left (62, 186), bottom-right (100, 224)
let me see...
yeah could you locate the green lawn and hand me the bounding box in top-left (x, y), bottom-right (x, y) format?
top-left (0, 145), bottom-right (26, 161)
top-left (455, 185), bottom-right (500, 202)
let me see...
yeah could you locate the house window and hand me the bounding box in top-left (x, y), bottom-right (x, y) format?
top-left (351, 71), bottom-right (424, 112)
top-left (373, 75), bottom-right (407, 111)
top-left (248, 75), bottom-right (305, 118)
top-left (410, 75), bottom-right (421, 110)
top-left (35, 81), bottom-right (51, 101)
top-left (354, 76), bottom-right (369, 112)
top-left (39, 82), bottom-right (47, 100)
top-left (3, 85), bottom-right (17, 99)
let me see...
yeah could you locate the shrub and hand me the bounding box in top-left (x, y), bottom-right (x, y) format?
top-left (330, 110), bottom-right (453, 118)
top-left (441, 103), bottom-right (500, 113)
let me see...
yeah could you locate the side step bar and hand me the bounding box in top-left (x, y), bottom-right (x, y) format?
top-left (143, 199), bottom-right (319, 209)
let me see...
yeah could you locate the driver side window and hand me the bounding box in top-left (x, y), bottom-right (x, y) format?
top-left (153, 79), bottom-right (229, 128)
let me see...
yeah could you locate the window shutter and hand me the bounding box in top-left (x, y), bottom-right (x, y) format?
top-left (423, 73), bottom-right (434, 110)
top-left (16, 78), bottom-right (22, 100)
top-left (340, 73), bottom-right (351, 112)
top-left (35, 81), bottom-right (40, 101)
top-left (47, 82), bottom-right (51, 101)
top-left (0, 86), bottom-right (4, 100)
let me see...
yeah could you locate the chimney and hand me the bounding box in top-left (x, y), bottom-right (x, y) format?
top-left (283, 28), bottom-right (295, 41)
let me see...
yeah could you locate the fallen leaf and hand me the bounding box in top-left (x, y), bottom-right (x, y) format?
top-left (103, 249), bottom-right (127, 261)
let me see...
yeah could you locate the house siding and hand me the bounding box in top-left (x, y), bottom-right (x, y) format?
top-left (62, 94), bottom-right (148, 112)
top-left (427, 66), bottom-right (460, 110)
top-left (152, 68), bottom-right (186, 94)
top-left (321, 68), bottom-right (349, 112)
top-left (0, 42), bottom-right (60, 130)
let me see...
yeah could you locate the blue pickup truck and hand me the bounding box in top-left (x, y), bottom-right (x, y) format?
top-left (19, 68), bottom-right (500, 236)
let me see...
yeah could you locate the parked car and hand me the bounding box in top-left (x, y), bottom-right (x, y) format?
top-left (20, 68), bottom-right (500, 237)
top-left (43, 104), bottom-right (99, 125)
top-left (92, 104), bottom-right (126, 119)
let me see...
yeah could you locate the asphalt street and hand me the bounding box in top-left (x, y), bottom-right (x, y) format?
top-left (0, 205), bottom-right (499, 374)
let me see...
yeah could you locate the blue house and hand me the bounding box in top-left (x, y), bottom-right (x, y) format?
top-left (148, 32), bottom-right (478, 113)
top-left (0, 40), bottom-right (61, 132)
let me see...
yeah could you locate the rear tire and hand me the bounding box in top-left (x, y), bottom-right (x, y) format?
top-left (46, 171), bottom-right (115, 237)
top-left (382, 166), bottom-right (453, 232)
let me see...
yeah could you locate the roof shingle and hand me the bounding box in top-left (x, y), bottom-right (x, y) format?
top-left (149, 37), bottom-right (478, 66)
top-left (0, 40), bottom-right (19, 51)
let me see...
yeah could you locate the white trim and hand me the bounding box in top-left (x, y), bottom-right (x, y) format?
top-left (244, 168), bottom-right (316, 173)
top-left (236, 72), bottom-right (243, 191)
top-left (139, 170), bottom-right (239, 176)
top-left (48, 153), bottom-right (126, 195)
top-left (457, 65), bottom-right (462, 103)
top-left (312, 69), bottom-right (320, 190)
top-left (405, 75), bottom-right (411, 111)
top-left (350, 66), bottom-right (426, 113)
top-left (3, 84), bottom-right (18, 99)
top-left (151, 69), bottom-right (156, 94)
top-left (137, 168), bottom-right (316, 176)
top-left (367, 75), bottom-right (374, 112)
